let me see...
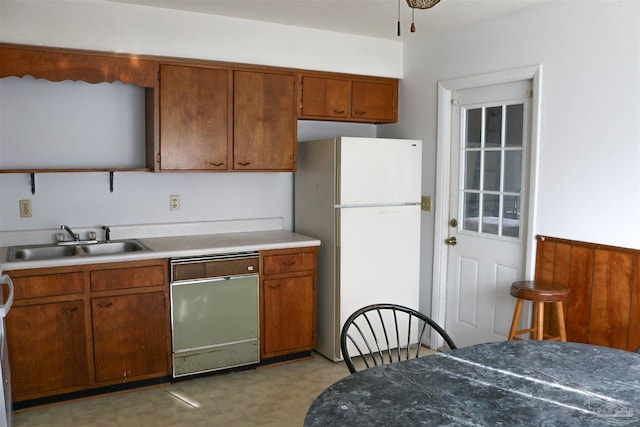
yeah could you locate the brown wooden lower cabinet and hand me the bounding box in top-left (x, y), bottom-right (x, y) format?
top-left (7, 300), bottom-right (90, 398)
top-left (92, 292), bottom-right (168, 383)
top-left (4, 258), bottom-right (170, 403)
top-left (260, 247), bottom-right (317, 359)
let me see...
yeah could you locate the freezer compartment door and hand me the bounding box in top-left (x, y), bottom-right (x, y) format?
top-left (338, 205), bottom-right (421, 357)
top-left (338, 137), bottom-right (422, 206)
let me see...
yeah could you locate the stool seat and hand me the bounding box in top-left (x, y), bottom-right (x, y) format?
top-left (508, 280), bottom-right (569, 342)
top-left (510, 280), bottom-right (569, 302)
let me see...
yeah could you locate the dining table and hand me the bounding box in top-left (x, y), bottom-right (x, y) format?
top-left (304, 340), bottom-right (640, 426)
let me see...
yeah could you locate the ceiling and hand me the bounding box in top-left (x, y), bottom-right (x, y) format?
top-left (109, 0), bottom-right (549, 41)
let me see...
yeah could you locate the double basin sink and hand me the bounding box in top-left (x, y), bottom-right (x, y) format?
top-left (5, 239), bottom-right (150, 262)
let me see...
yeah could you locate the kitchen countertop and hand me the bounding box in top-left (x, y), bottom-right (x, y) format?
top-left (0, 228), bottom-right (320, 271)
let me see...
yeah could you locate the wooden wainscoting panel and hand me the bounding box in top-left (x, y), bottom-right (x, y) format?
top-left (628, 256), bottom-right (640, 351)
top-left (566, 245), bottom-right (595, 344)
top-left (589, 249), bottom-right (635, 349)
top-left (535, 236), bottom-right (639, 351)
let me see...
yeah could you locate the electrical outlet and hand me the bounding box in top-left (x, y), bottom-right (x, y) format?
top-left (19, 199), bottom-right (32, 218)
top-left (421, 196), bottom-right (432, 212)
top-left (170, 195), bottom-right (180, 211)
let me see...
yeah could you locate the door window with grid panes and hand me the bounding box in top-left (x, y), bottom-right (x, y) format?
top-left (461, 103), bottom-right (524, 238)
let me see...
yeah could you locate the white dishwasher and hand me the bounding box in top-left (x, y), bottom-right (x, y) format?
top-left (170, 252), bottom-right (259, 378)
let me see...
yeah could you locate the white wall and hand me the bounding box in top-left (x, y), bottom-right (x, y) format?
top-left (0, 0), bottom-right (392, 237)
top-left (378, 0), bottom-right (640, 315)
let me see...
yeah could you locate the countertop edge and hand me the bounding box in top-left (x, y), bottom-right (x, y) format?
top-left (0, 230), bottom-right (321, 272)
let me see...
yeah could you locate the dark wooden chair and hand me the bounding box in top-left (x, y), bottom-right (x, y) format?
top-left (340, 303), bottom-right (457, 374)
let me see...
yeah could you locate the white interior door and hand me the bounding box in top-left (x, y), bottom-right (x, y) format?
top-left (444, 80), bottom-right (532, 347)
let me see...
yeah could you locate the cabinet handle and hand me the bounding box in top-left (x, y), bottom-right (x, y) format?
top-left (210, 162), bottom-right (225, 167)
top-left (354, 111), bottom-right (366, 115)
top-left (237, 162), bottom-right (251, 166)
top-left (333, 109), bottom-right (346, 114)
top-left (268, 284), bottom-right (281, 289)
top-left (283, 261), bottom-right (296, 266)
top-left (62, 306), bottom-right (78, 314)
top-left (97, 302), bottom-right (113, 309)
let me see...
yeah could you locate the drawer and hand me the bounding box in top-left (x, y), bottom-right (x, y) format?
top-left (172, 257), bottom-right (259, 281)
top-left (263, 251), bottom-right (316, 275)
top-left (10, 272), bottom-right (84, 300)
top-left (91, 265), bottom-right (165, 292)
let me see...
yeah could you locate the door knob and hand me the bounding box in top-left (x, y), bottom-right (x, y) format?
top-left (450, 218), bottom-right (458, 227)
top-left (445, 236), bottom-right (457, 246)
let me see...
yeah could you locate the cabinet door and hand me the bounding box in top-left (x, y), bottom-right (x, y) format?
top-left (7, 301), bottom-right (89, 400)
top-left (92, 292), bottom-right (168, 382)
top-left (351, 80), bottom-right (397, 123)
top-left (233, 70), bottom-right (296, 171)
top-left (263, 275), bottom-right (316, 357)
top-left (159, 64), bottom-right (231, 170)
top-left (299, 75), bottom-right (349, 119)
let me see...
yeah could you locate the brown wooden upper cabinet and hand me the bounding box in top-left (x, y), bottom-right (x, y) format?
top-left (297, 74), bottom-right (398, 124)
top-left (298, 76), bottom-right (350, 119)
top-left (233, 70), bottom-right (296, 171)
top-left (157, 65), bottom-right (296, 172)
top-left (159, 64), bottom-right (231, 171)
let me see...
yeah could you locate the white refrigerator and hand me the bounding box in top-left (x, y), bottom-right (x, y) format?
top-left (294, 137), bottom-right (422, 361)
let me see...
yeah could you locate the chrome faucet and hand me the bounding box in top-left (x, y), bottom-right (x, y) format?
top-left (102, 225), bottom-right (111, 242)
top-left (61, 225), bottom-right (80, 241)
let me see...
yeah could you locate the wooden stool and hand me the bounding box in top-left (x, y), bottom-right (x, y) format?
top-left (508, 280), bottom-right (569, 341)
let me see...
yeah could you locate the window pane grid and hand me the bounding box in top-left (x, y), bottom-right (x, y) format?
top-left (460, 102), bottom-right (524, 239)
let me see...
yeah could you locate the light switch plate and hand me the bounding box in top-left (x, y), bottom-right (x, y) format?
top-left (421, 196), bottom-right (431, 212)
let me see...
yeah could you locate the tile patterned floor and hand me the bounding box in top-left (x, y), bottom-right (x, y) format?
top-left (13, 353), bottom-right (349, 427)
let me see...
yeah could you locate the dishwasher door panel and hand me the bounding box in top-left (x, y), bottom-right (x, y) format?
top-left (171, 275), bottom-right (259, 376)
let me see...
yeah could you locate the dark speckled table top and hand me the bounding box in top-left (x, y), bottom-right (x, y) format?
top-left (305, 340), bottom-right (640, 426)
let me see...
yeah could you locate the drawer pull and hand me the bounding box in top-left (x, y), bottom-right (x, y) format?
top-left (283, 261), bottom-right (296, 266)
top-left (333, 109), bottom-right (346, 114)
top-left (62, 307), bottom-right (78, 314)
top-left (268, 284), bottom-right (281, 289)
top-left (354, 110), bottom-right (366, 115)
top-left (210, 162), bottom-right (225, 167)
top-left (97, 302), bottom-right (113, 309)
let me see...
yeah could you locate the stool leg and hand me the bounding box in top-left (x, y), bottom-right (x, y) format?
top-left (555, 301), bottom-right (567, 342)
top-left (530, 302), bottom-right (538, 340)
top-left (508, 299), bottom-right (524, 340)
top-left (534, 302), bottom-right (544, 340)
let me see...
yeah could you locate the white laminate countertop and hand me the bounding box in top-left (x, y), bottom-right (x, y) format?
top-left (0, 229), bottom-right (320, 271)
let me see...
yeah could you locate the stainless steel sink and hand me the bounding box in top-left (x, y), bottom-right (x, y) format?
top-left (81, 240), bottom-right (149, 256)
top-left (5, 239), bottom-right (151, 262)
